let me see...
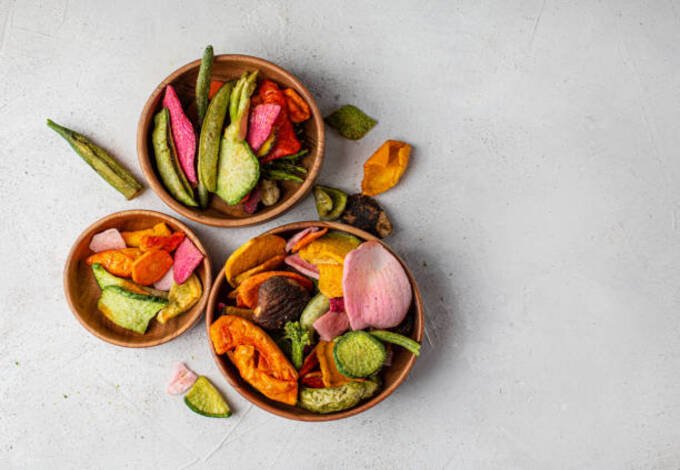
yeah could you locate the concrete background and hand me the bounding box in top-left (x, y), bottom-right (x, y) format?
top-left (1, 0), bottom-right (679, 468)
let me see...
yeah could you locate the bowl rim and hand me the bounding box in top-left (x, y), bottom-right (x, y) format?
top-left (63, 209), bottom-right (213, 348)
top-left (137, 53), bottom-right (325, 228)
top-left (205, 221), bottom-right (425, 421)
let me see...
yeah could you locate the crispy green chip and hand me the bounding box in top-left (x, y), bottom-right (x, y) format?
top-left (324, 105), bottom-right (377, 140)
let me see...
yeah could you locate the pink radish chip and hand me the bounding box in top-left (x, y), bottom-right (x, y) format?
top-left (153, 266), bottom-right (174, 291)
top-left (247, 103), bottom-right (281, 151)
top-left (89, 228), bottom-right (126, 252)
top-left (285, 227), bottom-right (319, 252)
top-left (242, 186), bottom-right (261, 214)
top-left (313, 309), bottom-right (350, 341)
top-left (284, 254), bottom-right (319, 279)
top-left (329, 297), bottom-right (344, 313)
top-left (343, 241), bottom-right (412, 330)
top-left (163, 85), bottom-right (197, 185)
top-left (173, 238), bottom-right (203, 284)
top-left (166, 362), bottom-right (198, 395)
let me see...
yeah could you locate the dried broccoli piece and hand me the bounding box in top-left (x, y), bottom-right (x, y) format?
top-left (283, 321), bottom-right (311, 369)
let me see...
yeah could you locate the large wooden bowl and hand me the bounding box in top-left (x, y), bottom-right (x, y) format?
top-left (137, 54), bottom-right (325, 227)
top-left (206, 221), bottom-right (424, 421)
top-left (64, 210), bottom-right (212, 348)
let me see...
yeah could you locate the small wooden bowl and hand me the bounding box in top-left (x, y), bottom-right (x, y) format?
top-left (64, 210), bottom-right (212, 348)
top-left (137, 54), bottom-right (325, 227)
top-left (206, 221), bottom-right (424, 421)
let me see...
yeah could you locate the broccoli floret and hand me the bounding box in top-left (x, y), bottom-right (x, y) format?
top-left (284, 321), bottom-right (311, 369)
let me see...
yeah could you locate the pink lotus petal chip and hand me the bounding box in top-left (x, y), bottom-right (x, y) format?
top-left (285, 227), bottom-right (319, 252)
top-left (153, 266), bottom-right (174, 291)
top-left (343, 241), bottom-right (412, 330)
top-left (247, 103), bottom-right (281, 151)
top-left (89, 228), bottom-right (126, 252)
top-left (163, 85), bottom-right (197, 185)
top-left (166, 362), bottom-right (198, 395)
top-left (173, 238), bottom-right (203, 284)
top-left (242, 186), bottom-right (261, 214)
top-left (284, 254), bottom-right (320, 279)
top-left (313, 309), bottom-right (350, 341)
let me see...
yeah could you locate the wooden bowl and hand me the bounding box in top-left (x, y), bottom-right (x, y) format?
top-left (64, 210), bottom-right (212, 348)
top-left (137, 54), bottom-right (325, 227)
top-left (206, 221), bottom-right (424, 421)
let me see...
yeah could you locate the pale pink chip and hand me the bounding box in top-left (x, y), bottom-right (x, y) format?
top-left (247, 103), bottom-right (281, 151)
top-left (89, 228), bottom-right (126, 252)
top-left (166, 362), bottom-right (198, 395)
top-left (163, 85), bottom-right (197, 185)
top-left (313, 309), bottom-right (350, 341)
top-left (173, 238), bottom-right (204, 284)
top-left (284, 254), bottom-right (319, 279)
top-left (343, 241), bottom-right (412, 330)
top-left (153, 266), bottom-right (174, 291)
top-left (285, 227), bottom-right (319, 252)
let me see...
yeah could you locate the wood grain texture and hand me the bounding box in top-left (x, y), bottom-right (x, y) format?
top-left (205, 221), bottom-right (424, 421)
top-left (64, 210), bottom-right (212, 348)
top-left (137, 54), bottom-right (325, 227)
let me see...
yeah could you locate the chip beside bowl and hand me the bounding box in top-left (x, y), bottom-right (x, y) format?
top-left (137, 54), bottom-right (325, 227)
top-left (64, 210), bottom-right (212, 348)
top-left (205, 221), bottom-right (424, 421)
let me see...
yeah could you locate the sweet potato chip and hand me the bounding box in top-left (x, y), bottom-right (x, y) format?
top-left (233, 254), bottom-right (286, 286)
top-left (131, 249), bottom-right (174, 286)
top-left (361, 140), bottom-right (411, 196)
top-left (283, 88), bottom-right (311, 123)
top-left (291, 228), bottom-right (328, 252)
top-left (316, 340), bottom-right (351, 388)
top-left (121, 223), bottom-right (171, 247)
top-left (224, 235), bottom-right (287, 287)
top-left (86, 248), bottom-right (142, 277)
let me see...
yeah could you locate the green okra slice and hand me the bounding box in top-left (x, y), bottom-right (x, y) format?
top-left (197, 179), bottom-right (210, 209)
top-left (263, 169), bottom-right (304, 183)
top-left (46, 119), bottom-right (142, 200)
top-left (314, 185), bottom-right (348, 220)
top-left (152, 108), bottom-right (197, 207)
top-left (198, 81), bottom-right (234, 192)
top-left (195, 45), bottom-right (214, 126)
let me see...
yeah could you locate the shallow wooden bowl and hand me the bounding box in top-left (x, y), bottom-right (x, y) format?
top-left (64, 210), bottom-right (212, 348)
top-left (206, 221), bottom-right (424, 421)
top-left (137, 54), bottom-right (325, 227)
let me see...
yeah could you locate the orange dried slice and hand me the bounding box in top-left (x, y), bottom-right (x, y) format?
top-left (224, 235), bottom-right (287, 287)
top-left (233, 254), bottom-right (286, 285)
top-left (361, 140), bottom-right (411, 196)
top-left (298, 233), bottom-right (361, 265)
top-left (121, 223), bottom-right (171, 247)
top-left (291, 228), bottom-right (328, 252)
top-left (317, 263), bottom-right (344, 298)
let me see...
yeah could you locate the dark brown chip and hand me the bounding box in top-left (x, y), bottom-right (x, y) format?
top-left (253, 276), bottom-right (310, 330)
top-left (340, 194), bottom-right (393, 238)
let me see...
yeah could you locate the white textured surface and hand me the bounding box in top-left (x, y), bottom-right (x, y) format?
top-left (1, 0), bottom-right (680, 468)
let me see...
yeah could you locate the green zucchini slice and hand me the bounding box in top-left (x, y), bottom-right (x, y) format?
top-left (333, 331), bottom-right (386, 378)
top-left (184, 376), bottom-right (231, 418)
top-left (97, 286), bottom-right (168, 334)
